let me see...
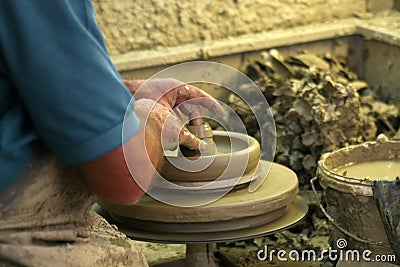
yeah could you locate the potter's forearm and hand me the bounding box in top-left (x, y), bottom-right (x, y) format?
top-left (125, 123), bottom-right (164, 185)
top-left (77, 124), bottom-right (163, 205)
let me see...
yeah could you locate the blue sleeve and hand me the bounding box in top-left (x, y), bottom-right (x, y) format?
top-left (0, 0), bottom-right (139, 165)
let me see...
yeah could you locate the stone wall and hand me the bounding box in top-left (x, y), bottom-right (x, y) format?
top-left (93, 0), bottom-right (373, 56)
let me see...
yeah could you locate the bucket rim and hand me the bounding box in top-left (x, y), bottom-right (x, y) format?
top-left (317, 138), bottom-right (400, 195)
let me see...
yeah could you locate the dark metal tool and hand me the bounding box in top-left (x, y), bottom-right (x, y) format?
top-left (372, 178), bottom-right (400, 264)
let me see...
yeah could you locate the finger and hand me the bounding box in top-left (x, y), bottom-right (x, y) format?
top-left (136, 78), bottom-right (179, 106)
top-left (176, 84), bottom-right (226, 116)
top-left (160, 110), bottom-right (201, 150)
top-left (179, 128), bottom-right (201, 150)
top-left (189, 117), bottom-right (203, 126)
top-left (178, 103), bottom-right (202, 121)
top-left (172, 107), bottom-right (185, 122)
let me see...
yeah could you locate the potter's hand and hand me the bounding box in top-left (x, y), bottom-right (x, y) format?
top-left (123, 78), bottom-right (225, 122)
top-left (134, 98), bottom-right (201, 150)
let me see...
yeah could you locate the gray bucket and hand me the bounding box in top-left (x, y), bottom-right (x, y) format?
top-left (313, 136), bottom-right (399, 259)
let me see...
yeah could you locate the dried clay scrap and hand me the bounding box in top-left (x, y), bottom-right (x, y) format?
top-left (228, 49), bottom-right (400, 186)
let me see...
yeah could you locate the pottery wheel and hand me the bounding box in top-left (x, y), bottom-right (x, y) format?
top-left (93, 195), bottom-right (307, 243)
top-left (96, 161), bottom-right (299, 229)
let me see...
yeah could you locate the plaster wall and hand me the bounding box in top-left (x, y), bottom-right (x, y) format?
top-left (93, 0), bottom-right (371, 56)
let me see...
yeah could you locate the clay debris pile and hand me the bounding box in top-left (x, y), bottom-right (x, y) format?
top-left (228, 49), bottom-right (399, 186)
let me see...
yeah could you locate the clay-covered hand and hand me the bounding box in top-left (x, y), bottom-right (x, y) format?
top-left (123, 78), bottom-right (225, 123)
top-left (134, 98), bottom-right (201, 150)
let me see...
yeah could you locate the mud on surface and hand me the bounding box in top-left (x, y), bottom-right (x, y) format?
top-left (227, 49), bottom-right (400, 188)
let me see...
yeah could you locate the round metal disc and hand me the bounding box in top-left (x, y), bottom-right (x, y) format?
top-left (94, 196), bottom-right (308, 243)
top-left (107, 206), bottom-right (286, 234)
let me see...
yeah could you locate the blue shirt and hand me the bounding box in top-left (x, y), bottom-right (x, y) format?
top-left (0, 0), bottom-right (140, 192)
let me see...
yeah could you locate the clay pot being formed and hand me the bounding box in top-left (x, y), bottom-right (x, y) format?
top-left (160, 131), bottom-right (260, 182)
